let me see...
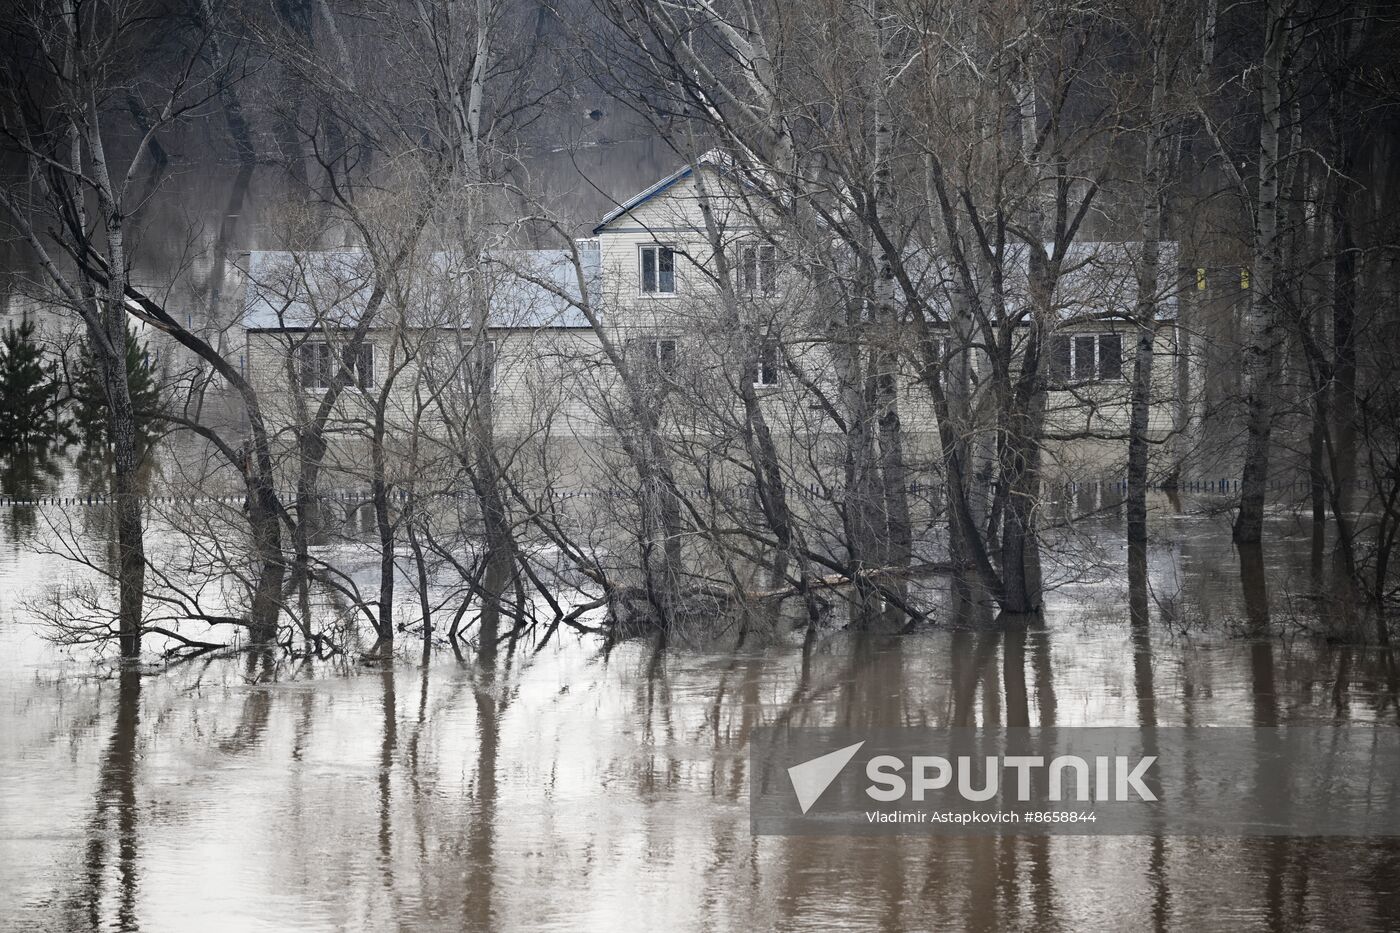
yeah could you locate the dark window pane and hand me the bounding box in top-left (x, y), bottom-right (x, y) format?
top-left (641, 247), bottom-right (656, 293)
top-left (1074, 335), bottom-right (1097, 381)
top-left (1098, 334), bottom-right (1123, 380)
top-left (757, 339), bottom-right (779, 386)
top-left (759, 244), bottom-right (777, 295)
top-left (301, 341), bottom-right (330, 389)
top-left (1049, 335), bottom-right (1071, 385)
top-left (658, 248), bottom-right (675, 293)
top-left (741, 245), bottom-right (757, 294)
top-left (356, 343), bottom-right (374, 390)
top-left (298, 343), bottom-right (315, 387)
top-left (657, 338), bottom-right (676, 373)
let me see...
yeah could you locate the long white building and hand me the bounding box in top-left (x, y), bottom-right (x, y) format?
top-left (242, 154), bottom-right (1188, 486)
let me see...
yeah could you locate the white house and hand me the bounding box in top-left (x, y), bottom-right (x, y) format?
top-left (242, 154), bottom-right (1188, 485)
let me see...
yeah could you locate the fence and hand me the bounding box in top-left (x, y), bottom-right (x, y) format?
top-left (0, 476), bottom-right (1380, 509)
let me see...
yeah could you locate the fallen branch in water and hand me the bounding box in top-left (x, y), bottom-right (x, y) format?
top-left (746, 561), bottom-right (959, 601)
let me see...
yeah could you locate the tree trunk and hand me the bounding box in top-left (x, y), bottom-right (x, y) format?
top-left (373, 405), bottom-right (395, 650)
top-left (407, 515), bottom-right (433, 660)
top-left (869, 0), bottom-right (912, 595)
top-left (838, 328), bottom-right (884, 623)
top-left (1127, 317), bottom-right (1157, 549)
top-left (1129, 19), bottom-right (1168, 548)
top-left (999, 274), bottom-right (1049, 615)
top-left (1330, 120), bottom-right (1359, 519)
top-left (84, 107), bottom-right (146, 659)
top-left (246, 468), bottom-right (286, 644)
top-left (99, 325), bottom-right (145, 658)
top-left (1234, 0), bottom-right (1287, 544)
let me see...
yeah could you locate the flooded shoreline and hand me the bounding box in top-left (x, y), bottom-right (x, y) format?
top-left (4, 493), bottom-right (1400, 931)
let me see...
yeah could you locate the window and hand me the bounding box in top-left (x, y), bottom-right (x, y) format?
top-left (299, 341), bottom-right (331, 389)
top-left (472, 339), bottom-right (497, 393)
top-left (1047, 333), bottom-right (1124, 386)
top-left (354, 342), bottom-right (374, 390)
top-left (1049, 335), bottom-right (1071, 384)
top-left (639, 337), bottom-right (678, 379)
top-left (740, 242), bottom-right (778, 296)
top-left (1074, 335), bottom-right (1097, 381)
top-left (640, 245), bottom-right (676, 294)
top-left (298, 340), bottom-right (373, 391)
top-left (1097, 334), bottom-right (1123, 380)
top-left (755, 339), bottom-right (780, 387)
top-left (928, 335), bottom-right (950, 385)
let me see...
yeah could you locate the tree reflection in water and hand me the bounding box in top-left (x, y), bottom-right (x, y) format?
top-left (5, 510), bottom-right (1400, 930)
top-left (66, 668), bottom-right (141, 932)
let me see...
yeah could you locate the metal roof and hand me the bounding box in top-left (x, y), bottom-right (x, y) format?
top-left (590, 149), bottom-right (731, 235)
top-left (242, 248), bottom-right (599, 331)
top-left (590, 154), bottom-right (1180, 323)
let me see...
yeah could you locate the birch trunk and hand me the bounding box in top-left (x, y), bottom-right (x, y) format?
top-left (1234, 0), bottom-right (1287, 544)
top-left (84, 95), bottom-right (146, 658)
top-left (1128, 17), bottom-right (1169, 549)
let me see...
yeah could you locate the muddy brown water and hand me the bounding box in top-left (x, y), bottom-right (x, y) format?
top-left (3, 476), bottom-right (1399, 931)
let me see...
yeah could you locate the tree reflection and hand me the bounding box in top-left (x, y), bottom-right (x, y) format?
top-left (67, 667), bottom-right (142, 931)
top-left (0, 449), bottom-right (60, 541)
top-left (464, 659), bottom-right (498, 931)
top-left (378, 665), bottom-right (398, 896)
top-left (1129, 542), bottom-right (1170, 931)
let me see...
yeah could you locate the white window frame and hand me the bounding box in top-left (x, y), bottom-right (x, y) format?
top-left (639, 244), bottom-right (677, 296)
top-left (641, 336), bottom-right (679, 379)
top-left (298, 340), bottom-right (332, 391)
top-left (1048, 332), bottom-right (1125, 386)
top-left (754, 337), bottom-right (780, 388)
top-left (1096, 332), bottom-right (1124, 381)
top-left (928, 335), bottom-right (949, 385)
top-left (473, 338), bottom-right (498, 394)
top-left (354, 341), bottom-right (374, 391)
top-left (298, 339), bottom-right (374, 392)
top-left (1072, 333), bottom-right (1098, 382)
top-left (739, 241), bottom-right (779, 297)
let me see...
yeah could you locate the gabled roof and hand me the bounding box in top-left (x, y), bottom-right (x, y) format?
top-left (591, 150), bottom-right (730, 235)
top-left (242, 248), bottom-right (600, 332)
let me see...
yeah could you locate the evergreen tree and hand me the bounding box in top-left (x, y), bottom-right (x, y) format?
top-left (0, 315), bottom-right (65, 454)
top-left (71, 325), bottom-right (164, 454)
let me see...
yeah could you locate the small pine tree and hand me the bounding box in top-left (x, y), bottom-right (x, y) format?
top-left (0, 315), bottom-right (65, 454)
top-left (71, 325), bottom-right (164, 454)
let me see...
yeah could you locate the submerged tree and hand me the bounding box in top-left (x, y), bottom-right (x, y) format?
top-left (0, 315), bottom-right (65, 453)
top-left (70, 325), bottom-right (164, 456)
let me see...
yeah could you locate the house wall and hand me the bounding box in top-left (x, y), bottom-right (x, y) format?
top-left (244, 326), bottom-right (609, 487)
top-left (242, 168), bottom-right (1189, 488)
top-left (593, 170), bottom-right (1185, 479)
top-left (1040, 325), bottom-right (1184, 476)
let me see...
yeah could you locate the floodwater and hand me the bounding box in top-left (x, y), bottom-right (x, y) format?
top-left (3, 463), bottom-right (1400, 931)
